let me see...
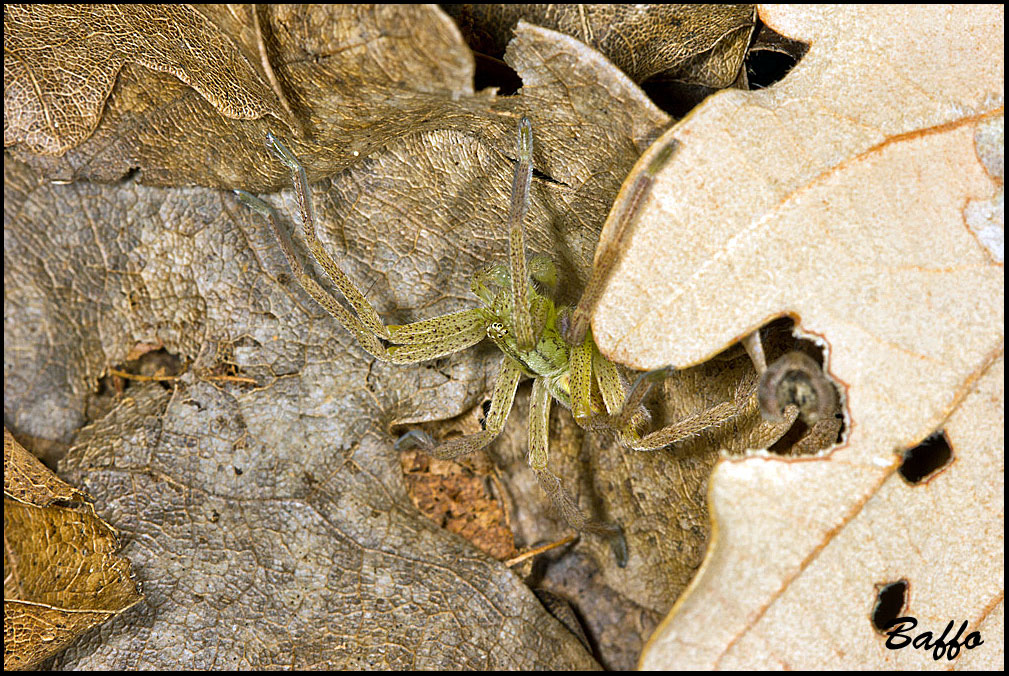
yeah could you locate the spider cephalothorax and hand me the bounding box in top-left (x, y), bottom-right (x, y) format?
top-left (236, 118), bottom-right (834, 566)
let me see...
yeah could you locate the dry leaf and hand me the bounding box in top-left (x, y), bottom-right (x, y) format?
top-left (3, 4), bottom-right (289, 156)
top-left (580, 5), bottom-right (1002, 668)
top-left (446, 4), bottom-right (755, 86)
top-left (4, 429), bottom-right (142, 670)
top-left (5, 6), bottom-right (691, 668)
top-left (5, 5), bottom-right (481, 189)
top-left (4, 428), bottom-right (88, 507)
top-left (646, 357), bottom-right (1003, 669)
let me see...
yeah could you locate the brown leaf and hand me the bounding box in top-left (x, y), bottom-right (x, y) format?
top-left (6, 5), bottom-right (482, 190)
top-left (3, 4), bottom-right (289, 156)
top-left (4, 10), bottom-right (682, 669)
top-left (4, 429), bottom-right (141, 670)
top-left (446, 4), bottom-right (755, 86)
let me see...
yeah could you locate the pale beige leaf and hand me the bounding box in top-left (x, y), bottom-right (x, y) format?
top-left (583, 5), bottom-right (1003, 669)
top-left (643, 358), bottom-right (1002, 669)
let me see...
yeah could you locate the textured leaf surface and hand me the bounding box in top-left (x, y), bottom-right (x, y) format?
top-left (4, 429), bottom-right (141, 670)
top-left (4, 6), bottom-right (715, 668)
top-left (587, 5), bottom-right (1004, 669)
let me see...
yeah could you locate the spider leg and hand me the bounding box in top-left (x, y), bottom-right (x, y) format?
top-left (507, 117), bottom-right (536, 351)
top-left (566, 139), bottom-right (679, 346)
top-left (742, 330), bottom-right (768, 373)
top-left (264, 134), bottom-right (394, 343)
top-left (579, 343), bottom-right (757, 452)
top-left (621, 398), bottom-right (753, 451)
top-left (529, 378), bottom-right (628, 567)
top-left (567, 330), bottom-right (595, 425)
top-left (237, 138), bottom-right (490, 364)
top-left (415, 359), bottom-right (523, 460)
top-left (236, 189), bottom-right (389, 358)
top-left (611, 367), bottom-right (798, 451)
top-left (384, 314), bottom-right (487, 363)
top-left (592, 345), bottom-right (632, 416)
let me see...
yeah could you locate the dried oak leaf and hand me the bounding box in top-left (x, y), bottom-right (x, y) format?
top-left (445, 4), bottom-right (755, 87)
top-left (3, 4), bottom-right (289, 156)
top-left (4, 4), bottom-right (487, 190)
top-left (579, 5), bottom-right (1003, 668)
top-left (4, 428), bottom-right (142, 670)
top-left (5, 12), bottom-right (682, 669)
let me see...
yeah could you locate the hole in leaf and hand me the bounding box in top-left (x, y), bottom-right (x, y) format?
top-left (756, 318), bottom-right (846, 455)
top-left (746, 48), bottom-right (799, 89)
top-left (103, 346), bottom-right (184, 394)
top-left (898, 431), bottom-right (953, 484)
top-left (871, 579), bottom-right (908, 632)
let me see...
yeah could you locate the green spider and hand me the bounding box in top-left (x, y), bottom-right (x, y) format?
top-left (236, 119), bottom-right (827, 566)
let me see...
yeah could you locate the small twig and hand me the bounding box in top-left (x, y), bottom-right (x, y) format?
top-left (109, 369), bottom-right (256, 386)
top-left (504, 534), bottom-right (578, 567)
top-left (205, 374), bottom-right (258, 385)
top-left (108, 368), bottom-right (180, 382)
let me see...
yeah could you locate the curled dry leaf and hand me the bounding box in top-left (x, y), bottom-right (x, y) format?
top-left (5, 5), bottom-right (479, 189)
top-left (445, 4), bottom-right (755, 86)
top-left (3, 4), bottom-right (289, 156)
top-left (580, 5), bottom-right (1003, 668)
top-left (4, 429), bottom-right (142, 670)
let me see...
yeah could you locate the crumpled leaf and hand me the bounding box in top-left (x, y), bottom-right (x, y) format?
top-left (6, 6), bottom-right (697, 668)
top-left (5, 4), bottom-right (480, 189)
top-left (580, 5), bottom-right (1003, 668)
top-left (445, 4), bottom-right (755, 86)
top-left (4, 428), bottom-right (142, 670)
top-left (3, 4), bottom-right (290, 156)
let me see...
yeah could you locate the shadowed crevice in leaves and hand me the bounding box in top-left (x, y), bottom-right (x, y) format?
top-left (445, 4), bottom-right (759, 120)
top-left (745, 19), bottom-right (809, 89)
